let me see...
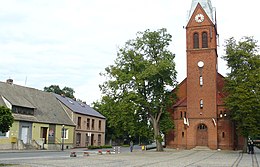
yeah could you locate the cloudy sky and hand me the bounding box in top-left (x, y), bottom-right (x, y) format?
top-left (0, 0), bottom-right (259, 104)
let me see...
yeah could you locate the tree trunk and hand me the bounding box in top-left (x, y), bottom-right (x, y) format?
top-left (243, 137), bottom-right (248, 153)
top-left (151, 116), bottom-right (163, 151)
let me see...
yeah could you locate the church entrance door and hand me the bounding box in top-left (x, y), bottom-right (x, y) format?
top-left (197, 124), bottom-right (208, 146)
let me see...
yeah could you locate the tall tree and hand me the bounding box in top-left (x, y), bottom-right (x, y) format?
top-left (222, 37), bottom-right (260, 144)
top-left (44, 85), bottom-right (75, 98)
top-left (93, 95), bottom-right (153, 145)
top-left (99, 28), bottom-right (177, 151)
top-left (62, 87), bottom-right (75, 99)
top-left (0, 106), bottom-right (14, 133)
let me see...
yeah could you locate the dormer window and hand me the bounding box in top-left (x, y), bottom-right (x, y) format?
top-left (193, 33), bottom-right (199, 49)
top-left (202, 32), bottom-right (208, 48)
top-left (12, 106), bottom-right (34, 115)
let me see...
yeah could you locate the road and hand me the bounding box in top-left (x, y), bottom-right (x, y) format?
top-left (0, 145), bottom-right (139, 161)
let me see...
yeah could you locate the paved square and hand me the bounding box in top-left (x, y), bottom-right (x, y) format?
top-left (1, 147), bottom-right (259, 167)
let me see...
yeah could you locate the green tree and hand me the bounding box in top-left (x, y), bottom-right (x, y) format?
top-left (99, 28), bottom-right (177, 151)
top-left (93, 95), bottom-right (153, 145)
top-left (62, 87), bottom-right (75, 99)
top-left (222, 37), bottom-right (260, 149)
top-left (44, 85), bottom-right (75, 98)
top-left (0, 106), bottom-right (14, 133)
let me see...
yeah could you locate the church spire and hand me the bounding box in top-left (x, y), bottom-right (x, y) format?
top-left (188, 0), bottom-right (216, 24)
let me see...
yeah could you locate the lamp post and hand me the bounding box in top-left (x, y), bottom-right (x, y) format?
top-left (62, 125), bottom-right (65, 151)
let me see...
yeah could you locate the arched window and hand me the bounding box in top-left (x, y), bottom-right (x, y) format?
top-left (198, 124), bottom-right (207, 130)
top-left (200, 99), bottom-right (203, 109)
top-left (193, 33), bottom-right (199, 49)
top-left (202, 32), bottom-right (208, 48)
top-left (199, 76), bottom-right (203, 86)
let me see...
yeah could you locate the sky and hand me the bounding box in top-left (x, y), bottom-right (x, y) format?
top-left (0, 0), bottom-right (259, 105)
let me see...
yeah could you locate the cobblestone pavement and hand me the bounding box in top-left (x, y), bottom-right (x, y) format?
top-left (1, 147), bottom-right (259, 167)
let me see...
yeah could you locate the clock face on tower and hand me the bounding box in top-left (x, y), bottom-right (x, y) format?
top-left (198, 61), bottom-right (204, 68)
top-left (195, 14), bottom-right (204, 23)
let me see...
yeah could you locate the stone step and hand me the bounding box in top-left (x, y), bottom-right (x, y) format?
top-left (192, 146), bottom-right (211, 151)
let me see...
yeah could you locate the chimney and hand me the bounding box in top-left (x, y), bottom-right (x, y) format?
top-left (6, 79), bottom-right (13, 85)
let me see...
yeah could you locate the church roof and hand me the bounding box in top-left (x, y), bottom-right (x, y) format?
top-left (173, 97), bottom-right (187, 108)
top-left (188, 0), bottom-right (216, 24)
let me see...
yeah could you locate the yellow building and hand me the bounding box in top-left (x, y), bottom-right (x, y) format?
top-left (0, 79), bottom-right (75, 150)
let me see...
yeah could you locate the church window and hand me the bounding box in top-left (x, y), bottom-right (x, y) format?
top-left (202, 32), bottom-right (208, 48)
top-left (200, 99), bottom-right (203, 109)
top-left (184, 112), bottom-right (187, 118)
top-left (193, 33), bottom-right (199, 48)
top-left (180, 111), bottom-right (183, 118)
top-left (222, 132), bottom-right (225, 138)
top-left (199, 76), bottom-right (203, 86)
top-left (182, 132), bottom-right (184, 138)
top-left (220, 111), bottom-right (223, 118)
top-left (198, 124), bottom-right (207, 130)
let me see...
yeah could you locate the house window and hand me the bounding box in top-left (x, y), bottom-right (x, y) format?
top-left (61, 128), bottom-right (68, 139)
top-left (200, 99), bottom-right (203, 109)
top-left (77, 117), bottom-right (81, 129)
top-left (91, 119), bottom-right (95, 130)
top-left (193, 33), bottom-right (199, 49)
top-left (202, 32), bottom-right (208, 48)
top-left (76, 133), bottom-right (81, 146)
top-left (87, 118), bottom-right (90, 129)
top-left (200, 76), bottom-right (203, 86)
top-left (0, 131), bottom-right (9, 138)
top-left (98, 134), bottom-right (101, 146)
top-left (98, 120), bottom-right (102, 131)
top-left (85, 134), bottom-right (89, 146)
top-left (12, 106), bottom-right (34, 115)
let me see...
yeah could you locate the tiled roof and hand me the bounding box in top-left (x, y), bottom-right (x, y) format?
top-left (0, 81), bottom-right (75, 126)
top-left (54, 94), bottom-right (105, 119)
top-left (173, 97), bottom-right (187, 108)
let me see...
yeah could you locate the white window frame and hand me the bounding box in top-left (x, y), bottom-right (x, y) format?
top-left (62, 128), bottom-right (69, 139)
top-left (0, 131), bottom-right (10, 138)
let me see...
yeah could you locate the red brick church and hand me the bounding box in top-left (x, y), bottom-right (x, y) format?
top-left (166, 0), bottom-right (244, 150)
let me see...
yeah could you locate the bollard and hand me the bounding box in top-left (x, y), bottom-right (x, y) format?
top-left (98, 150), bottom-right (103, 155)
top-left (106, 150), bottom-right (111, 154)
top-left (83, 152), bottom-right (89, 156)
top-left (70, 152), bottom-right (77, 157)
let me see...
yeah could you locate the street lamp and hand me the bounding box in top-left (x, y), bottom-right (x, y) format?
top-left (62, 125), bottom-right (65, 151)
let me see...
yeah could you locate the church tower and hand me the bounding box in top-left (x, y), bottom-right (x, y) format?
top-left (186, 0), bottom-right (218, 149)
top-left (167, 0), bottom-right (245, 150)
